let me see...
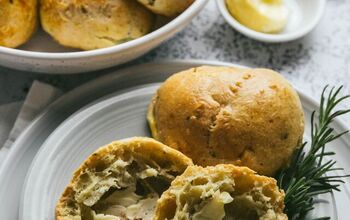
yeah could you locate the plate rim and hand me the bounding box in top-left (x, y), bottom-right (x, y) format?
top-left (20, 85), bottom-right (163, 219)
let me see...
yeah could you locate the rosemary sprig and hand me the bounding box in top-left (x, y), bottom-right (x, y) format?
top-left (276, 86), bottom-right (350, 220)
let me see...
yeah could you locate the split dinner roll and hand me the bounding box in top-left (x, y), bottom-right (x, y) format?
top-left (148, 66), bottom-right (304, 176)
top-left (56, 137), bottom-right (193, 220)
top-left (154, 164), bottom-right (287, 220)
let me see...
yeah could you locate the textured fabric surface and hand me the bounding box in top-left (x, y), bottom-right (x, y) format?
top-left (0, 81), bottom-right (61, 167)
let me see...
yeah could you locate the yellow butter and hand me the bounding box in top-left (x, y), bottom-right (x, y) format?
top-left (226, 0), bottom-right (288, 33)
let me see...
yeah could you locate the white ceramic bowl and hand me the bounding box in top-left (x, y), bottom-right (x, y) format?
top-left (216, 0), bottom-right (326, 43)
top-left (0, 0), bottom-right (208, 74)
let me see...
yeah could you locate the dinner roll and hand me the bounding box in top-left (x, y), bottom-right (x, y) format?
top-left (155, 164), bottom-right (287, 220)
top-left (148, 66), bottom-right (305, 176)
top-left (41, 0), bottom-right (154, 50)
top-left (137, 0), bottom-right (194, 17)
top-left (56, 137), bottom-right (193, 220)
top-left (0, 0), bottom-right (38, 48)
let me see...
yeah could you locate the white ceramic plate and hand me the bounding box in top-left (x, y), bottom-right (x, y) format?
top-left (21, 64), bottom-right (350, 219)
top-left (20, 83), bottom-right (344, 220)
top-left (0, 1), bottom-right (208, 73)
top-left (0, 60), bottom-right (348, 220)
top-left (216, 0), bottom-right (326, 43)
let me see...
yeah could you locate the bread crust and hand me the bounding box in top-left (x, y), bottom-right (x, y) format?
top-left (148, 65), bottom-right (305, 176)
top-left (154, 164), bottom-right (287, 220)
top-left (137, 0), bottom-right (194, 17)
top-left (55, 137), bottom-right (193, 220)
top-left (0, 0), bottom-right (38, 48)
top-left (41, 0), bottom-right (155, 50)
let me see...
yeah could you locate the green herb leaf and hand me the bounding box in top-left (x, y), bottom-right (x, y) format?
top-left (276, 86), bottom-right (350, 220)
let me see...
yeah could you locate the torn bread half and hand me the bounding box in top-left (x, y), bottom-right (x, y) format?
top-left (55, 137), bottom-right (193, 220)
top-left (154, 164), bottom-right (287, 220)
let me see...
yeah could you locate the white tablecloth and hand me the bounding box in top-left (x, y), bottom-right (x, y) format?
top-left (0, 81), bottom-right (62, 166)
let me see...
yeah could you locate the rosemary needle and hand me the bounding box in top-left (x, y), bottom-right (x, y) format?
top-left (276, 86), bottom-right (350, 220)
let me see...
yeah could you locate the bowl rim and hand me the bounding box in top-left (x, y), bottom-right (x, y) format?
top-left (0, 0), bottom-right (208, 59)
top-left (216, 0), bottom-right (326, 43)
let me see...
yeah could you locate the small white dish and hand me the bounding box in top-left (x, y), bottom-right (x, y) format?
top-left (0, 1), bottom-right (208, 74)
top-left (216, 0), bottom-right (326, 43)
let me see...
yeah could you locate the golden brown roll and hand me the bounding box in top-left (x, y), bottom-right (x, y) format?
top-left (0, 0), bottom-right (38, 48)
top-left (148, 65), bottom-right (305, 176)
top-left (137, 0), bottom-right (194, 17)
top-left (41, 0), bottom-right (155, 50)
top-left (55, 137), bottom-right (193, 220)
top-left (154, 164), bottom-right (287, 220)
